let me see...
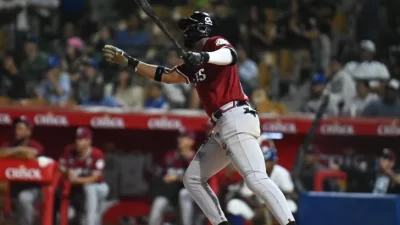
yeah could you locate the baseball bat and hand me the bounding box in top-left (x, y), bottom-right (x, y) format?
top-left (133, 0), bottom-right (187, 57)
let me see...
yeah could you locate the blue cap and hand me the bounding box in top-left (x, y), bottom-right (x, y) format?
top-left (311, 73), bottom-right (327, 84)
top-left (47, 56), bottom-right (61, 69)
top-left (84, 58), bottom-right (99, 69)
top-left (263, 147), bottom-right (278, 161)
top-left (25, 34), bottom-right (39, 43)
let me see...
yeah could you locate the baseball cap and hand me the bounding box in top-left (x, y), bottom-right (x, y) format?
top-left (263, 148), bottom-right (278, 161)
top-left (25, 34), bottom-right (39, 43)
top-left (47, 56), bottom-right (61, 69)
top-left (179, 128), bottom-right (196, 139)
top-left (381, 148), bottom-right (396, 161)
top-left (13, 116), bottom-right (33, 129)
top-left (311, 73), bottom-right (327, 85)
top-left (67, 37), bottom-right (84, 50)
top-left (76, 127), bottom-right (93, 140)
top-left (83, 58), bottom-right (99, 69)
top-left (360, 40), bottom-right (376, 53)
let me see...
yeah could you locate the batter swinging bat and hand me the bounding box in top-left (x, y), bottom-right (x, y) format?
top-left (133, 0), bottom-right (187, 57)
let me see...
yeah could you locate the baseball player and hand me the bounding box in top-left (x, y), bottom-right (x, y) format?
top-left (149, 129), bottom-right (196, 225)
top-left (59, 127), bottom-right (109, 225)
top-left (0, 116), bottom-right (44, 225)
top-left (226, 140), bottom-right (297, 224)
top-left (103, 11), bottom-right (295, 225)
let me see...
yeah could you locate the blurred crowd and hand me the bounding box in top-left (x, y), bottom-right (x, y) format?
top-left (0, 0), bottom-right (399, 116)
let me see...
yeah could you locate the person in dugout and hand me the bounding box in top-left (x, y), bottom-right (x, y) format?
top-left (0, 116), bottom-right (44, 225)
top-left (148, 129), bottom-right (196, 225)
top-left (225, 139), bottom-right (297, 225)
top-left (56, 127), bottom-right (109, 225)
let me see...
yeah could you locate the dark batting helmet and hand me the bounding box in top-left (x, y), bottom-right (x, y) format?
top-left (178, 11), bottom-right (218, 48)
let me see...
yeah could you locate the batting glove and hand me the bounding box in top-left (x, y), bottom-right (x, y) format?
top-left (183, 51), bottom-right (210, 68)
top-left (103, 45), bottom-right (128, 66)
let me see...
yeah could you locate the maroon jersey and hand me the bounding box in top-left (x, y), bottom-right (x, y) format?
top-left (1, 139), bottom-right (44, 155)
top-left (175, 36), bottom-right (248, 116)
top-left (59, 145), bottom-right (105, 183)
top-left (163, 151), bottom-right (194, 177)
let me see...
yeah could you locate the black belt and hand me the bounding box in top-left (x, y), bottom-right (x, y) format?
top-left (211, 100), bottom-right (249, 125)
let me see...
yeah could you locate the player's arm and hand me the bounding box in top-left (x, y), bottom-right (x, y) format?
top-left (184, 47), bottom-right (238, 67)
top-left (0, 146), bottom-right (39, 159)
top-left (103, 45), bottom-right (188, 84)
top-left (0, 147), bottom-right (20, 158)
top-left (70, 153), bottom-right (105, 185)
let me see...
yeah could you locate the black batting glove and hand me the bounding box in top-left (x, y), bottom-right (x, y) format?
top-left (183, 51), bottom-right (210, 68)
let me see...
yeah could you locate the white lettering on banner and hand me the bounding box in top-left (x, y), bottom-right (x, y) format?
top-left (34, 114), bottom-right (68, 126)
top-left (90, 117), bottom-right (125, 128)
top-left (320, 124), bottom-right (354, 135)
top-left (262, 122), bottom-right (297, 133)
top-left (0, 113), bottom-right (11, 125)
top-left (377, 125), bottom-right (400, 136)
top-left (148, 118), bottom-right (182, 130)
top-left (5, 168), bottom-right (42, 180)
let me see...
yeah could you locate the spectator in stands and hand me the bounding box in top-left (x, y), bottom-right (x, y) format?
top-left (326, 57), bottom-right (356, 107)
top-left (0, 116), bottom-right (44, 225)
top-left (104, 69), bottom-right (144, 108)
top-left (75, 58), bottom-right (103, 103)
top-left (92, 26), bottom-right (115, 56)
top-left (373, 148), bottom-right (399, 194)
top-left (64, 36), bottom-right (85, 80)
top-left (226, 140), bottom-right (297, 225)
top-left (149, 129), bottom-right (196, 225)
top-left (238, 45), bottom-right (259, 98)
top-left (58, 127), bottom-right (109, 225)
top-left (144, 82), bottom-right (169, 109)
top-left (161, 49), bottom-right (192, 108)
top-left (1, 52), bottom-right (27, 100)
top-left (81, 83), bottom-right (120, 107)
top-left (342, 80), bottom-right (379, 116)
top-left (37, 56), bottom-right (70, 105)
top-left (301, 73), bottom-right (340, 116)
top-left (114, 13), bottom-right (151, 54)
top-left (214, 1), bottom-right (240, 46)
top-left (362, 78), bottom-right (400, 117)
top-left (241, 6), bottom-right (268, 59)
top-left (20, 35), bottom-right (48, 96)
top-left (344, 40), bottom-right (390, 83)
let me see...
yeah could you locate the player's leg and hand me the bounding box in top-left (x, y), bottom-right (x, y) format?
top-left (216, 106), bottom-right (295, 225)
top-left (227, 133), bottom-right (295, 225)
top-left (16, 188), bottom-right (41, 225)
top-left (148, 196), bottom-right (169, 225)
top-left (84, 183), bottom-right (109, 225)
top-left (178, 188), bottom-right (194, 225)
top-left (183, 134), bottom-right (231, 225)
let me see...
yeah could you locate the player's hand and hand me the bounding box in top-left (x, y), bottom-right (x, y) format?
top-left (182, 51), bottom-right (209, 68)
top-left (68, 169), bottom-right (78, 181)
top-left (102, 45), bottom-right (129, 66)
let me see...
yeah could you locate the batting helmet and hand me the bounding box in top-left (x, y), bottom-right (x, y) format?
top-left (178, 11), bottom-right (218, 48)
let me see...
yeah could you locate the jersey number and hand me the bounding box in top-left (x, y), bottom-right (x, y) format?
top-left (195, 68), bottom-right (207, 82)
